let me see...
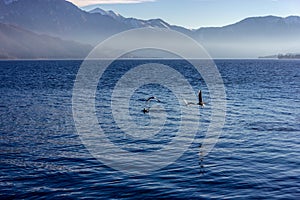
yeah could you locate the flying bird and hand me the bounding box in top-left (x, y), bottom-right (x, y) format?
top-left (142, 96), bottom-right (161, 113)
top-left (184, 90), bottom-right (205, 107)
top-left (146, 96), bottom-right (161, 103)
top-left (198, 90), bottom-right (205, 107)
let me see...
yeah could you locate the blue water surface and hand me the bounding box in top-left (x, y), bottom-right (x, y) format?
top-left (0, 59), bottom-right (299, 199)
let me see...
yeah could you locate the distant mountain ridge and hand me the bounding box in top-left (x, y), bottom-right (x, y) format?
top-left (88, 7), bottom-right (300, 57)
top-left (0, 0), bottom-right (300, 58)
top-left (194, 15), bottom-right (300, 57)
top-left (89, 7), bottom-right (173, 29)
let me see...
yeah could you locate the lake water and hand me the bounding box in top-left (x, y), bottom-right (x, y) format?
top-left (0, 59), bottom-right (299, 199)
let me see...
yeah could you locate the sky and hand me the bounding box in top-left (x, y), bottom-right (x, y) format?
top-left (68, 0), bottom-right (300, 28)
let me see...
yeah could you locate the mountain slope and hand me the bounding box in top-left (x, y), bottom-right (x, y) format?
top-left (195, 16), bottom-right (300, 57)
top-left (0, 23), bottom-right (92, 59)
top-left (0, 0), bottom-right (130, 44)
top-left (196, 16), bottom-right (300, 40)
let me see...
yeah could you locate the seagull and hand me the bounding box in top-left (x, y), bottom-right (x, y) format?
top-left (142, 107), bottom-right (150, 113)
top-left (142, 96), bottom-right (161, 113)
top-left (184, 90), bottom-right (205, 107)
top-left (198, 90), bottom-right (205, 107)
top-left (146, 96), bottom-right (161, 103)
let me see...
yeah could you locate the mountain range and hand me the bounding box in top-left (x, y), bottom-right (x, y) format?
top-left (0, 0), bottom-right (299, 59)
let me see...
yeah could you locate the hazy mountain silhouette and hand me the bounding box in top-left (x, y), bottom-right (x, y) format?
top-left (195, 16), bottom-right (300, 57)
top-left (0, 0), bottom-right (299, 58)
top-left (89, 7), bottom-right (190, 32)
top-left (0, 22), bottom-right (91, 59)
top-left (0, 0), bottom-right (130, 44)
top-left (87, 7), bottom-right (300, 57)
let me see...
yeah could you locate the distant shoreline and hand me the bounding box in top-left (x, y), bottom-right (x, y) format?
top-left (259, 53), bottom-right (300, 60)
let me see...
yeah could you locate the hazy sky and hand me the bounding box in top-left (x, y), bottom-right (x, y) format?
top-left (69, 0), bottom-right (300, 28)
